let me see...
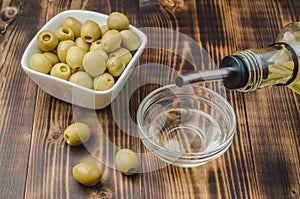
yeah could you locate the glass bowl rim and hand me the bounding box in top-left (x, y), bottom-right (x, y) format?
top-left (137, 84), bottom-right (237, 159)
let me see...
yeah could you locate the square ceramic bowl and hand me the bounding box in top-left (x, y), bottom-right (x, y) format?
top-left (21, 10), bottom-right (147, 109)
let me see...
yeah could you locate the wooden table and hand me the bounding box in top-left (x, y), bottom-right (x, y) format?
top-left (0, 0), bottom-right (299, 198)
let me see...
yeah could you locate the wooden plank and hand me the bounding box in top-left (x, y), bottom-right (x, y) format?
top-left (0, 0), bottom-right (40, 198)
top-left (0, 0), bottom-right (298, 198)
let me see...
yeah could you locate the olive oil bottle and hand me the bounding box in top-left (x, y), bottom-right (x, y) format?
top-left (175, 22), bottom-right (300, 94)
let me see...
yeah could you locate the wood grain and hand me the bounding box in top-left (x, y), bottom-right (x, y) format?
top-left (0, 0), bottom-right (299, 198)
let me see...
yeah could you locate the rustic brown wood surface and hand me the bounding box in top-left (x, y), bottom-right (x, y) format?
top-left (0, 0), bottom-right (299, 198)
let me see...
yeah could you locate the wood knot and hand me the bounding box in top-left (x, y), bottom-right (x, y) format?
top-left (291, 189), bottom-right (297, 195)
top-left (1, 6), bottom-right (18, 34)
top-left (47, 131), bottom-right (62, 142)
top-left (93, 187), bottom-right (113, 199)
top-left (159, 0), bottom-right (184, 12)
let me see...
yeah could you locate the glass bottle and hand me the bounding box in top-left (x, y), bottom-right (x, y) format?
top-left (175, 22), bottom-right (300, 95)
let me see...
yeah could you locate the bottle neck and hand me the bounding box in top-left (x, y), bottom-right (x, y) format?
top-left (231, 43), bottom-right (299, 92)
top-left (175, 43), bottom-right (299, 94)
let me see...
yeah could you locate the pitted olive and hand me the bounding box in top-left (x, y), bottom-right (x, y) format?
top-left (57, 40), bottom-right (76, 63)
top-left (55, 26), bottom-right (75, 41)
top-left (100, 24), bottom-right (110, 36)
top-left (75, 37), bottom-right (90, 52)
top-left (82, 51), bottom-right (107, 77)
top-left (101, 30), bottom-right (122, 52)
top-left (66, 46), bottom-right (86, 70)
top-left (107, 56), bottom-right (125, 77)
top-left (37, 30), bottom-right (59, 51)
top-left (63, 122), bottom-right (91, 146)
top-left (93, 73), bottom-right (115, 91)
top-left (43, 52), bottom-right (59, 65)
top-left (107, 12), bottom-right (129, 31)
top-left (72, 162), bottom-right (102, 186)
top-left (62, 16), bottom-right (82, 38)
top-left (69, 71), bottom-right (93, 89)
top-left (115, 149), bottom-right (139, 175)
top-left (120, 30), bottom-right (141, 51)
top-left (109, 48), bottom-right (132, 65)
top-left (29, 53), bottom-right (52, 74)
top-left (50, 63), bottom-right (71, 80)
top-left (81, 20), bottom-right (101, 43)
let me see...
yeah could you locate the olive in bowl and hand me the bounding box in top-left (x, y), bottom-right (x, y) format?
top-left (21, 10), bottom-right (147, 109)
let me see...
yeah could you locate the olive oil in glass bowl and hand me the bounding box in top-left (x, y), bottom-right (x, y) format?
top-left (137, 84), bottom-right (236, 167)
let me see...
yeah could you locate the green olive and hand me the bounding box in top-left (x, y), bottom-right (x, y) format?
top-left (107, 56), bottom-right (125, 77)
top-left (66, 46), bottom-right (86, 71)
top-left (75, 37), bottom-right (90, 52)
top-left (107, 12), bottom-right (129, 31)
top-left (69, 71), bottom-right (93, 89)
top-left (101, 30), bottom-right (122, 52)
top-left (109, 48), bottom-right (132, 65)
top-left (43, 52), bottom-right (59, 65)
top-left (62, 16), bottom-right (82, 38)
top-left (90, 41), bottom-right (108, 61)
top-left (57, 40), bottom-right (76, 63)
top-left (82, 51), bottom-right (107, 77)
top-left (120, 30), bottom-right (141, 51)
top-left (50, 63), bottom-right (71, 80)
top-left (93, 73), bottom-right (115, 91)
top-left (100, 24), bottom-right (110, 36)
top-left (37, 30), bottom-right (59, 51)
top-left (72, 162), bottom-right (102, 186)
top-left (115, 149), bottom-right (139, 175)
top-left (29, 53), bottom-right (52, 74)
top-left (55, 26), bottom-right (75, 41)
top-left (63, 122), bottom-right (91, 146)
top-left (89, 39), bottom-right (102, 51)
top-left (81, 20), bottom-right (101, 43)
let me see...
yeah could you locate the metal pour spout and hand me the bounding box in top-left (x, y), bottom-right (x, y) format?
top-left (175, 68), bottom-right (233, 87)
top-left (175, 55), bottom-right (249, 89)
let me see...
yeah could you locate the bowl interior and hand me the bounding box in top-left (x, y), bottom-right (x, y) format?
top-left (137, 84), bottom-right (236, 166)
top-left (21, 10), bottom-right (147, 109)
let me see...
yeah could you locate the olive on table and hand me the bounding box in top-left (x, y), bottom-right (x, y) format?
top-left (115, 149), bottom-right (139, 175)
top-left (72, 162), bottom-right (102, 186)
top-left (55, 26), bottom-right (75, 41)
top-left (66, 46), bottom-right (86, 71)
top-left (107, 12), bottom-right (129, 31)
top-left (93, 73), bottom-right (115, 91)
top-left (29, 53), bottom-right (53, 74)
top-left (37, 30), bottom-right (59, 52)
top-left (120, 30), bottom-right (141, 51)
top-left (63, 122), bottom-right (91, 146)
top-left (57, 40), bottom-right (76, 63)
top-left (101, 30), bottom-right (122, 52)
top-left (62, 16), bottom-right (82, 38)
top-left (82, 51), bottom-right (107, 77)
top-left (81, 20), bottom-right (101, 43)
top-left (50, 63), bottom-right (71, 80)
top-left (69, 71), bottom-right (93, 89)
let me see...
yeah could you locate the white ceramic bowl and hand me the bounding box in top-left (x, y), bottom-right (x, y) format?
top-left (21, 10), bottom-right (147, 109)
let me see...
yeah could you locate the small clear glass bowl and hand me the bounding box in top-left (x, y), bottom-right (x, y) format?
top-left (137, 84), bottom-right (236, 167)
